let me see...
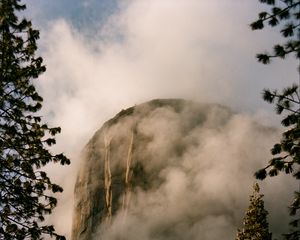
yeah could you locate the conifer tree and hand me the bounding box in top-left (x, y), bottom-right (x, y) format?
top-left (0, 0), bottom-right (70, 239)
top-left (236, 183), bottom-right (272, 240)
top-left (250, 0), bottom-right (300, 238)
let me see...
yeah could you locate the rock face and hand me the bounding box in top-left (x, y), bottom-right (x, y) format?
top-left (71, 99), bottom-right (276, 240)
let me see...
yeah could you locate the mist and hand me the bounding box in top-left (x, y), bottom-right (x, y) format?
top-left (73, 100), bottom-right (295, 240)
top-left (21, 0), bottom-right (299, 238)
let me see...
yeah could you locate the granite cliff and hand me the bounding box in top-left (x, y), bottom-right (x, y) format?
top-left (71, 99), bottom-right (279, 240)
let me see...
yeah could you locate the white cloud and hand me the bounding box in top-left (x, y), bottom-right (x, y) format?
top-left (32, 0), bottom-right (299, 238)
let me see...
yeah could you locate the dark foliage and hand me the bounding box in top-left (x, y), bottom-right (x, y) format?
top-left (250, 0), bottom-right (300, 69)
top-left (252, 0), bottom-right (300, 239)
top-left (0, 0), bottom-right (70, 239)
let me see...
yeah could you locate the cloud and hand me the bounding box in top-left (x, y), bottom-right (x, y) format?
top-left (30, 0), bottom-right (299, 238)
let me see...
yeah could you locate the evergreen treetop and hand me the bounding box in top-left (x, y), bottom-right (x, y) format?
top-left (236, 183), bottom-right (272, 240)
top-left (0, 0), bottom-right (70, 239)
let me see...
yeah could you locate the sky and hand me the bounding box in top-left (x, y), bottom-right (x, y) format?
top-left (20, 0), bottom-right (299, 239)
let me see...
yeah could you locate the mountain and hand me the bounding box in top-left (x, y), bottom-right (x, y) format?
top-left (71, 99), bottom-right (280, 240)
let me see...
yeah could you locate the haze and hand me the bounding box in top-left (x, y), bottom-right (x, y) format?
top-left (22, 0), bottom-right (298, 239)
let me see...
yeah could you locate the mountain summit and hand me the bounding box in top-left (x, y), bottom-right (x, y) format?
top-left (71, 99), bottom-right (277, 240)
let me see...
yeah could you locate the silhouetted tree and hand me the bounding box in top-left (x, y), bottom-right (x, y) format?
top-left (0, 0), bottom-right (70, 239)
top-left (251, 0), bottom-right (300, 239)
top-left (236, 183), bottom-right (272, 240)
